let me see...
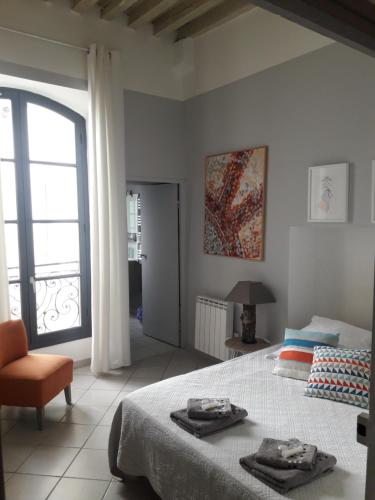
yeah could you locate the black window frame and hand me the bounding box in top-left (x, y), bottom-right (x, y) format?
top-left (0, 87), bottom-right (91, 349)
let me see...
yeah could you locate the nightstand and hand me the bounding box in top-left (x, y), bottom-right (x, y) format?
top-left (225, 336), bottom-right (271, 359)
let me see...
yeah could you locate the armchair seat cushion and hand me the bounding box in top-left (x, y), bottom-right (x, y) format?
top-left (0, 354), bottom-right (73, 407)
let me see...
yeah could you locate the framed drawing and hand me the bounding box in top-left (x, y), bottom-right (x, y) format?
top-left (204, 146), bottom-right (267, 261)
top-left (372, 161), bottom-right (375, 223)
top-left (308, 163), bottom-right (349, 223)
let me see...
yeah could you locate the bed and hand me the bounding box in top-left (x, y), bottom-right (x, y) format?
top-left (109, 344), bottom-right (367, 500)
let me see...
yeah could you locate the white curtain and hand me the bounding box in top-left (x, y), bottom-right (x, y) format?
top-left (87, 45), bottom-right (131, 374)
top-left (0, 162), bottom-right (10, 323)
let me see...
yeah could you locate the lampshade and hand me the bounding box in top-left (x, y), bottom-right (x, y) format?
top-left (225, 281), bottom-right (275, 305)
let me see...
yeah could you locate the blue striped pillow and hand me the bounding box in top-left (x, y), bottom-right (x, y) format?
top-left (273, 329), bottom-right (340, 381)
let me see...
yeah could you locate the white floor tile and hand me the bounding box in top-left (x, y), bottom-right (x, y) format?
top-left (3, 444), bottom-right (35, 472)
top-left (103, 479), bottom-right (160, 500)
top-left (1, 419), bottom-right (16, 436)
top-left (42, 423), bottom-right (95, 447)
top-left (3, 421), bottom-right (52, 446)
top-left (48, 477), bottom-right (109, 500)
top-left (49, 388), bottom-right (85, 406)
top-left (0, 405), bottom-right (66, 423)
top-left (18, 446), bottom-right (79, 476)
top-left (90, 374), bottom-right (129, 391)
top-left (71, 375), bottom-right (96, 390)
top-left (64, 449), bottom-right (112, 480)
top-left (84, 425), bottom-right (111, 450)
top-left (62, 405), bottom-right (107, 425)
top-left (123, 379), bottom-right (157, 391)
top-left (78, 389), bottom-right (119, 407)
top-left (100, 406), bottom-right (118, 426)
top-left (6, 473), bottom-right (59, 500)
top-left (112, 391), bottom-right (133, 407)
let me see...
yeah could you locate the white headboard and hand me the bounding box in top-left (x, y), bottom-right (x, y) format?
top-left (288, 226), bottom-right (374, 331)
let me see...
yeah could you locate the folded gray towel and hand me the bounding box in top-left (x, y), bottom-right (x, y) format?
top-left (170, 404), bottom-right (247, 438)
top-left (187, 398), bottom-right (232, 420)
top-left (256, 438), bottom-right (317, 470)
top-left (240, 451), bottom-right (336, 494)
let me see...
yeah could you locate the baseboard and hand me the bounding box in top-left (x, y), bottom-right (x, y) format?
top-left (73, 358), bottom-right (91, 368)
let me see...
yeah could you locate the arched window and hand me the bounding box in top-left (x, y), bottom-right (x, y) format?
top-left (0, 88), bottom-right (91, 348)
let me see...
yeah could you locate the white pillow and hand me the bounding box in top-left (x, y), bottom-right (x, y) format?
top-left (264, 345), bottom-right (282, 360)
top-left (307, 315), bottom-right (371, 349)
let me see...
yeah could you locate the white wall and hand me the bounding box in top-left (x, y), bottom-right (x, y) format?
top-left (192, 7), bottom-right (333, 96)
top-left (0, 74), bottom-right (88, 117)
top-left (288, 226), bottom-right (375, 331)
top-left (185, 43), bottom-right (375, 347)
top-left (0, 1), bottom-right (333, 101)
top-left (0, 0), bottom-right (181, 99)
top-left (32, 338), bottom-right (91, 364)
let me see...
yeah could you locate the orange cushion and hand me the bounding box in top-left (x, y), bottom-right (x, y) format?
top-left (0, 354), bottom-right (73, 407)
top-left (0, 320), bottom-right (28, 369)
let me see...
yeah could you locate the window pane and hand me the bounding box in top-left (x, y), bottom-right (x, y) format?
top-left (30, 164), bottom-right (78, 220)
top-left (0, 99), bottom-right (14, 159)
top-left (9, 282), bottom-right (22, 320)
top-left (36, 276), bottom-right (81, 334)
top-left (1, 161), bottom-right (17, 220)
top-left (127, 195), bottom-right (138, 233)
top-left (4, 223), bottom-right (19, 281)
top-left (27, 103), bottom-right (76, 164)
top-left (33, 223), bottom-right (80, 278)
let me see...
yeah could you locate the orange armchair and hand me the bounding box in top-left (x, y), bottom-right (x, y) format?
top-left (0, 320), bottom-right (73, 430)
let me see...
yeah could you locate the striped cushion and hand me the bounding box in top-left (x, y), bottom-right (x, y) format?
top-left (272, 329), bottom-right (339, 381)
top-left (305, 346), bottom-right (371, 409)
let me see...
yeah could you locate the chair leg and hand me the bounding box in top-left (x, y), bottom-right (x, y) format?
top-left (64, 385), bottom-right (72, 405)
top-left (36, 407), bottom-right (44, 431)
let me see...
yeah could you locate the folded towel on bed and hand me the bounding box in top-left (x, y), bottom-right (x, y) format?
top-left (256, 438), bottom-right (317, 470)
top-left (170, 404), bottom-right (247, 438)
top-left (187, 398), bottom-right (232, 420)
top-left (240, 451), bottom-right (336, 494)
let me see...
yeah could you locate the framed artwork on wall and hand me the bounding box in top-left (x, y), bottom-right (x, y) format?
top-left (204, 145), bottom-right (267, 261)
top-left (308, 163), bottom-right (349, 223)
top-left (371, 161), bottom-right (375, 224)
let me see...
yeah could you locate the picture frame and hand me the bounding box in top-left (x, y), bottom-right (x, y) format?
top-left (371, 161), bottom-right (375, 224)
top-left (204, 146), bottom-right (267, 261)
top-left (308, 163), bottom-right (349, 223)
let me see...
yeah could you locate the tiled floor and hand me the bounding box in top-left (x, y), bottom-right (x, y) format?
top-left (130, 317), bottom-right (176, 362)
top-left (1, 348), bottom-right (217, 500)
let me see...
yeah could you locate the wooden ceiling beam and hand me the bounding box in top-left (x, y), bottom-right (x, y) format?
top-left (153, 0), bottom-right (225, 36)
top-left (250, 0), bottom-right (375, 56)
top-left (127, 0), bottom-right (179, 28)
top-left (335, 0), bottom-right (375, 23)
top-left (176, 0), bottom-right (255, 41)
top-left (101, 0), bottom-right (138, 20)
top-left (72, 0), bottom-right (100, 12)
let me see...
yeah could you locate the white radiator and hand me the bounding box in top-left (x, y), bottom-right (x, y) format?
top-left (194, 296), bottom-right (234, 361)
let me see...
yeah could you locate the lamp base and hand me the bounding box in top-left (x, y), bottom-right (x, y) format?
top-left (241, 304), bottom-right (256, 344)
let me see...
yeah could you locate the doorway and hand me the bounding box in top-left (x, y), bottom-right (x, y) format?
top-left (127, 182), bottom-right (181, 361)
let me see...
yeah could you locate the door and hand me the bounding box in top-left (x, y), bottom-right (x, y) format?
top-left (141, 184), bottom-right (180, 347)
top-left (0, 88), bottom-right (91, 348)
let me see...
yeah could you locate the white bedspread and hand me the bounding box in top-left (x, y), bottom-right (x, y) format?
top-left (116, 347), bottom-right (367, 499)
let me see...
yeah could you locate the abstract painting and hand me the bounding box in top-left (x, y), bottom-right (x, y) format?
top-left (308, 163), bottom-right (349, 222)
top-left (204, 146), bottom-right (267, 260)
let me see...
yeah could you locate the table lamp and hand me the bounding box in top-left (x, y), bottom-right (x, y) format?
top-left (225, 281), bottom-right (275, 344)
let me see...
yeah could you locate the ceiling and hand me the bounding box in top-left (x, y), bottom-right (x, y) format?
top-left (70, 0), bottom-right (255, 41)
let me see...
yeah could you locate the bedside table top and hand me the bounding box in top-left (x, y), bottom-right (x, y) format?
top-left (225, 336), bottom-right (271, 353)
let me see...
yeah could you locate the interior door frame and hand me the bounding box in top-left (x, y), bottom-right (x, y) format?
top-left (0, 87), bottom-right (91, 349)
top-left (127, 176), bottom-right (186, 348)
